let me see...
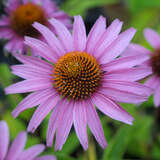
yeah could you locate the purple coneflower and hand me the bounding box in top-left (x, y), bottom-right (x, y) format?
top-left (5, 16), bottom-right (152, 150)
top-left (122, 28), bottom-right (160, 107)
top-left (0, 0), bottom-right (71, 54)
top-left (0, 121), bottom-right (56, 160)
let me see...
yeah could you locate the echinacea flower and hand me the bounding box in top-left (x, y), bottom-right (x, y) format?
top-left (122, 28), bottom-right (160, 107)
top-left (0, 120), bottom-right (56, 160)
top-left (5, 16), bottom-right (153, 150)
top-left (0, 0), bottom-right (71, 54)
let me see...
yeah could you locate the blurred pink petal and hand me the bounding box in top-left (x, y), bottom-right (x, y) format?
top-left (0, 121), bottom-right (9, 160)
top-left (144, 28), bottom-right (160, 49)
top-left (0, 0), bottom-right (72, 54)
top-left (5, 132), bottom-right (27, 160)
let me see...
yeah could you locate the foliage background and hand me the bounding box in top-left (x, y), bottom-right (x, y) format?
top-left (0, 0), bottom-right (160, 159)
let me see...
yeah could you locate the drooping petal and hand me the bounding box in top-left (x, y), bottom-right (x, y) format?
top-left (27, 94), bottom-right (60, 133)
top-left (103, 67), bottom-right (152, 82)
top-left (0, 121), bottom-right (9, 160)
top-left (12, 88), bottom-right (56, 118)
top-left (73, 15), bottom-right (86, 51)
top-left (24, 37), bottom-right (57, 63)
top-left (86, 16), bottom-right (106, 54)
top-left (49, 18), bottom-right (73, 52)
top-left (73, 101), bottom-right (88, 150)
top-left (33, 22), bottom-right (65, 57)
top-left (144, 28), bottom-right (160, 49)
top-left (47, 101), bottom-right (61, 147)
top-left (102, 80), bottom-right (153, 97)
top-left (13, 53), bottom-right (52, 71)
top-left (55, 100), bottom-right (74, 151)
top-left (154, 85), bottom-right (160, 107)
top-left (102, 54), bottom-right (149, 71)
top-left (17, 144), bottom-right (45, 160)
top-left (99, 87), bottom-right (148, 104)
top-left (11, 64), bottom-right (51, 79)
top-left (5, 79), bottom-right (52, 94)
top-left (94, 19), bottom-right (123, 57)
top-left (86, 100), bottom-right (107, 148)
top-left (92, 93), bottom-right (134, 124)
top-left (99, 28), bottom-right (136, 64)
top-left (5, 132), bottom-right (27, 160)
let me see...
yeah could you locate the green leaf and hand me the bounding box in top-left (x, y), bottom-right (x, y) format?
top-left (126, 0), bottom-right (160, 14)
top-left (129, 9), bottom-right (159, 44)
top-left (102, 125), bottom-right (133, 160)
top-left (61, 0), bottom-right (117, 16)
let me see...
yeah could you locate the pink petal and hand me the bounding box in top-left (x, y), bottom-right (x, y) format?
top-left (122, 43), bottom-right (150, 57)
top-left (13, 53), bottom-right (52, 70)
top-left (102, 80), bottom-right (153, 97)
top-left (5, 132), bottom-right (27, 160)
top-left (55, 100), bottom-right (74, 151)
top-left (33, 22), bottom-right (65, 58)
top-left (102, 54), bottom-right (149, 71)
top-left (35, 155), bottom-right (56, 160)
top-left (104, 67), bottom-right (152, 81)
top-left (17, 144), bottom-right (45, 160)
top-left (49, 18), bottom-right (73, 52)
top-left (5, 39), bottom-right (18, 53)
top-left (144, 28), bottom-right (160, 49)
top-left (86, 100), bottom-right (107, 148)
top-left (0, 121), bottom-right (9, 160)
top-left (92, 93), bottom-right (134, 124)
top-left (73, 101), bottom-right (88, 150)
top-left (6, 36), bottom-right (24, 54)
top-left (47, 101), bottom-right (61, 147)
top-left (22, 0), bottom-right (29, 3)
top-left (5, 0), bottom-right (20, 14)
top-left (27, 94), bottom-right (60, 133)
top-left (5, 79), bottom-right (52, 94)
top-left (0, 28), bottom-right (14, 39)
top-left (145, 75), bottom-right (160, 89)
top-left (53, 11), bottom-right (70, 19)
top-left (86, 16), bottom-right (106, 54)
top-left (95, 19), bottom-right (123, 57)
top-left (99, 87), bottom-right (148, 104)
top-left (11, 64), bottom-right (51, 79)
top-left (41, 0), bottom-right (58, 15)
top-left (0, 15), bottom-right (10, 26)
top-left (99, 28), bottom-right (136, 64)
top-left (24, 37), bottom-right (57, 63)
top-left (154, 85), bottom-right (160, 107)
top-left (73, 15), bottom-right (86, 51)
top-left (12, 88), bottom-right (56, 118)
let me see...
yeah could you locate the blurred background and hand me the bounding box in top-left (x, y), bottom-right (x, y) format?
top-left (0, 0), bottom-right (160, 159)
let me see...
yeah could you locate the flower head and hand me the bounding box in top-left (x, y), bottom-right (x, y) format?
top-left (122, 28), bottom-right (160, 107)
top-left (0, 0), bottom-right (71, 54)
top-left (5, 16), bottom-right (152, 150)
top-left (0, 120), bottom-right (56, 160)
